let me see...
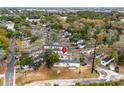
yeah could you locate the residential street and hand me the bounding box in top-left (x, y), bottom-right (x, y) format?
top-left (4, 38), bottom-right (16, 86)
top-left (25, 78), bottom-right (104, 86)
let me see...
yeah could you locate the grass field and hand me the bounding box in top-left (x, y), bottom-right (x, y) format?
top-left (0, 78), bottom-right (3, 86)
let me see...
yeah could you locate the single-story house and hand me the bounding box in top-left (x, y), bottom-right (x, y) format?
top-left (81, 46), bottom-right (100, 54)
top-left (101, 57), bottom-right (114, 66)
top-left (0, 21), bottom-right (15, 30)
top-left (59, 16), bottom-right (67, 21)
top-left (82, 48), bottom-right (94, 54)
top-left (62, 31), bottom-right (71, 38)
top-left (54, 59), bottom-right (80, 69)
top-left (26, 17), bottom-right (40, 22)
top-left (95, 53), bottom-right (102, 58)
top-left (44, 45), bottom-right (71, 60)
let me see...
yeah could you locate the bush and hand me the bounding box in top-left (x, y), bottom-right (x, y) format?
top-left (118, 53), bottom-right (124, 65)
top-left (76, 80), bottom-right (124, 86)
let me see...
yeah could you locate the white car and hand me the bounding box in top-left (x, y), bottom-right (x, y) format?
top-left (77, 44), bottom-right (85, 49)
top-left (82, 48), bottom-right (94, 54)
top-left (77, 40), bottom-right (85, 44)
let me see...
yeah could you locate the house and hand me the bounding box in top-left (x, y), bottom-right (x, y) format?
top-left (44, 45), bottom-right (70, 60)
top-left (120, 19), bottom-right (124, 23)
top-left (44, 45), bottom-right (80, 69)
top-left (81, 46), bottom-right (100, 54)
top-left (76, 40), bottom-right (85, 49)
top-left (59, 16), bottom-right (67, 21)
top-left (0, 21), bottom-right (15, 30)
top-left (101, 57), bottom-right (114, 66)
top-left (95, 53), bottom-right (103, 58)
top-left (21, 37), bottom-right (31, 48)
top-left (119, 16), bottom-right (124, 23)
top-left (82, 48), bottom-right (94, 54)
top-left (26, 17), bottom-right (40, 22)
top-left (77, 40), bottom-right (85, 44)
top-left (54, 59), bottom-right (80, 69)
top-left (77, 44), bottom-right (85, 49)
top-left (62, 31), bottom-right (71, 38)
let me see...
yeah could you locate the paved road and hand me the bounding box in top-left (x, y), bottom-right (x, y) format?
top-left (96, 67), bottom-right (124, 81)
top-left (4, 38), bottom-right (16, 86)
top-left (25, 78), bottom-right (105, 86)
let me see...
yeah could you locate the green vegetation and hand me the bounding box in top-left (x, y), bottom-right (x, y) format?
top-left (0, 28), bottom-right (9, 49)
top-left (44, 50), bottom-right (59, 68)
top-left (0, 9), bottom-right (124, 67)
top-left (16, 53), bottom-right (33, 67)
top-left (80, 56), bottom-right (85, 64)
top-left (76, 79), bottom-right (124, 86)
top-left (118, 53), bottom-right (124, 65)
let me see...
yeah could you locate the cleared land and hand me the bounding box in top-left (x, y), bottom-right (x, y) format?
top-left (15, 65), bottom-right (98, 85)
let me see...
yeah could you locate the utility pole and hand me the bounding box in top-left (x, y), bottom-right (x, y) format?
top-left (91, 42), bottom-right (97, 73)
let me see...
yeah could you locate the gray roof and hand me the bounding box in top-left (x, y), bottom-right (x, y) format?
top-left (60, 59), bottom-right (80, 63)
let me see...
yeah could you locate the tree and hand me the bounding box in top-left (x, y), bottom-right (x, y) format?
top-left (0, 28), bottom-right (8, 36)
top-left (31, 36), bottom-right (38, 43)
top-left (80, 56), bottom-right (84, 64)
top-left (69, 33), bottom-right (82, 42)
top-left (0, 35), bottom-right (9, 49)
top-left (51, 32), bottom-right (58, 42)
top-left (44, 50), bottom-right (59, 68)
top-left (19, 56), bottom-right (33, 67)
top-left (118, 53), bottom-right (124, 65)
top-left (7, 30), bottom-right (20, 38)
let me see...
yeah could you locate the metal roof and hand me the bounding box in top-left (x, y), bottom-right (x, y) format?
top-left (102, 57), bottom-right (112, 62)
top-left (60, 59), bottom-right (80, 63)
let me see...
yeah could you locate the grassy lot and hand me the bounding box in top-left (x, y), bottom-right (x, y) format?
top-left (0, 62), bottom-right (7, 74)
top-left (0, 78), bottom-right (3, 86)
top-left (15, 65), bottom-right (98, 85)
top-left (118, 66), bottom-right (124, 74)
top-left (0, 62), bottom-right (7, 86)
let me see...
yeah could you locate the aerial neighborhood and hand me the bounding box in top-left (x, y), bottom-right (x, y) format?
top-left (0, 7), bottom-right (124, 86)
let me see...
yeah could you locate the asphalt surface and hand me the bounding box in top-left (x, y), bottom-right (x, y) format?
top-left (25, 78), bottom-right (104, 86)
top-left (4, 38), bottom-right (16, 86)
top-left (96, 67), bottom-right (124, 81)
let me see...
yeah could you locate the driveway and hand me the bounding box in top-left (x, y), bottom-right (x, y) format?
top-left (96, 67), bottom-right (124, 81)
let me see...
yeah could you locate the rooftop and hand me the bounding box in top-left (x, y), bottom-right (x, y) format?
top-left (60, 59), bottom-right (80, 63)
top-left (102, 57), bottom-right (112, 62)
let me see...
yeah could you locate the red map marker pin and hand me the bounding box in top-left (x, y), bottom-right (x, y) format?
top-left (62, 47), bottom-right (67, 54)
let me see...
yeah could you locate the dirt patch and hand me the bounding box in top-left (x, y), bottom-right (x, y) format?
top-left (0, 60), bottom-right (7, 74)
top-left (16, 65), bottom-right (98, 85)
top-left (118, 66), bottom-right (124, 74)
